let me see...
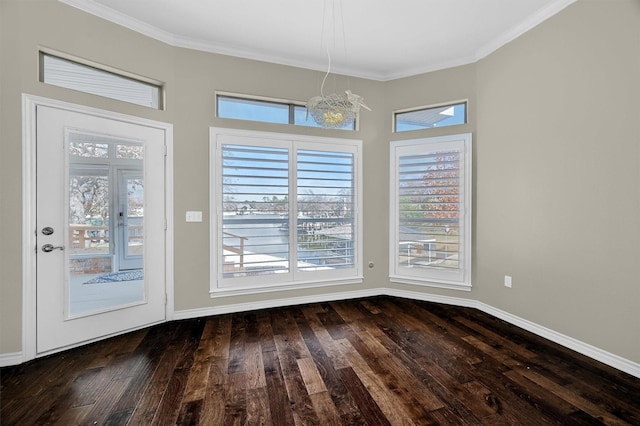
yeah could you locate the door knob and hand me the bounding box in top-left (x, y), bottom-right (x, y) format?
top-left (42, 244), bottom-right (65, 253)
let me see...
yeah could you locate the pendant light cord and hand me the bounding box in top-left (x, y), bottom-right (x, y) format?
top-left (320, 49), bottom-right (331, 98)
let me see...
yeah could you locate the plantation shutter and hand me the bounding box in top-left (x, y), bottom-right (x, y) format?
top-left (296, 149), bottom-right (355, 271)
top-left (390, 134), bottom-right (471, 289)
top-left (221, 144), bottom-right (290, 277)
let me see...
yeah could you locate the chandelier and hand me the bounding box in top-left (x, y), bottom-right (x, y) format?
top-left (307, 90), bottom-right (370, 128)
top-left (306, 1), bottom-right (370, 128)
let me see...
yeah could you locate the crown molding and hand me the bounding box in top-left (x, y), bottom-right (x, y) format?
top-left (474, 0), bottom-right (578, 62)
top-left (58, 0), bottom-right (579, 82)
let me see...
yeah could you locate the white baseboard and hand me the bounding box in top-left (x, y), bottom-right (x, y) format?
top-left (476, 301), bottom-right (640, 379)
top-left (175, 286), bottom-right (640, 379)
top-left (0, 351), bottom-right (23, 368)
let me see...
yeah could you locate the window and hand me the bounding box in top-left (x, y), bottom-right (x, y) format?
top-left (389, 133), bottom-right (472, 291)
top-left (210, 128), bottom-right (362, 296)
top-left (40, 52), bottom-right (163, 109)
top-left (216, 93), bottom-right (356, 130)
top-left (394, 101), bottom-right (467, 132)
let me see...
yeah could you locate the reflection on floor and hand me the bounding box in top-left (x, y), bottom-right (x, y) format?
top-left (69, 271), bottom-right (144, 316)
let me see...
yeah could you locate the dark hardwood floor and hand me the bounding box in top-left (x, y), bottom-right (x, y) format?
top-left (2, 296), bottom-right (639, 425)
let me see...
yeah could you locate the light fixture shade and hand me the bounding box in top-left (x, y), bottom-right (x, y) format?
top-left (307, 93), bottom-right (355, 127)
top-left (306, 91), bottom-right (370, 128)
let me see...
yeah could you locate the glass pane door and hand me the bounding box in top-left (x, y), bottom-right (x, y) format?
top-left (67, 135), bottom-right (144, 317)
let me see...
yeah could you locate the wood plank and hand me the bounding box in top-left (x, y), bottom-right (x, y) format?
top-left (176, 399), bottom-right (204, 426)
top-left (272, 333), bottom-right (322, 424)
top-left (342, 344), bottom-right (418, 426)
top-left (308, 391), bottom-right (343, 426)
top-left (148, 320), bottom-right (205, 425)
top-left (77, 377), bottom-right (133, 426)
top-left (257, 310), bottom-right (277, 353)
top-left (246, 387), bottom-right (272, 425)
top-left (151, 366), bottom-right (190, 425)
top-left (182, 358), bottom-right (212, 403)
top-left (292, 306), bottom-right (368, 424)
top-left (228, 315), bottom-right (247, 374)
top-left (127, 378), bottom-right (171, 425)
top-left (462, 334), bottom-right (524, 368)
top-left (128, 323), bottom-right (199, 424)
top-left (301, 306), bottom-right (351, 369)
top-left (316, 303), bottom-right (350, 340)
top-left (223, 372), bottom-right (247, 426)
top-left (199, 356), bottom-right (229, 425)
top-left (262, 349), bottom-right (296, 426)
top-left (337, 366), bottom-right (391, 425)
top-left (245, 341), bottom-right (267, 389)
top-left (110, 322), bottom-right (178, 419)
top-left (360, 299), bottom-right (384, 315)
top-left (297, 357), bottom-right (328, 395)
top-left (211, 315), bottom-right (233, 358)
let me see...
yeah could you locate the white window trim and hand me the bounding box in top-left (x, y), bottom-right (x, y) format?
top-left (389, 133), bottom-right (472, 291)
top-left (209, 127), bottom-right (363, 298)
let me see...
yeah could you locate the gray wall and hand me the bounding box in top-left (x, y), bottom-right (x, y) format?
top-left (473, 0), bottom-right (640, 361)
top-left (1, 0), bottom-right (638, 365)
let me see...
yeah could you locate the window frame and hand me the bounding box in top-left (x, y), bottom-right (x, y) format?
top-left (389, 133), bottom-right (472, 291)
top-left (393, 100), bottom-right (467, 133)
top-left (210, 127), bottom-right (363, 297)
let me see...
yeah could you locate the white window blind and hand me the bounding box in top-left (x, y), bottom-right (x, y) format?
top-left (390, 133), bottom-right (472, 290)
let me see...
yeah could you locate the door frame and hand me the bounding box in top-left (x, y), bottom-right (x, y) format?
top-left (21, 94), bottom-right (174, 362)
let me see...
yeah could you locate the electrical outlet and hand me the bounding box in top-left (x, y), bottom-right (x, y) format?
top-left (504, 275), bottom-right (512, 288)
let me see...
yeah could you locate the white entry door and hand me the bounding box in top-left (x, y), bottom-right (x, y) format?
top-left (36, 104), bottom-right (167, 354)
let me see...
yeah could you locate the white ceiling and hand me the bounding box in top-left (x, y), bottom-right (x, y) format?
top-left (60, 0), bottom-right (576, 81)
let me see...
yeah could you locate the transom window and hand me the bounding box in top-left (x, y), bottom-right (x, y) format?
top-left (216, 93), bottom-right (356, 130)
top-left (40, 51), bottom-right (163, 109)
top-left (394, 101), bottom-right (467, 132)
top-left (389, 133), bottom-right (472, 290)
top-left (210, 128), bottom-right (363, 296)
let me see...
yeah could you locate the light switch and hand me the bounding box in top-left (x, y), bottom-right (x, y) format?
top-left (186, 211), bottom-right (203, 222)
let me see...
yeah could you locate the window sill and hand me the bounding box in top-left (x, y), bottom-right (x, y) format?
top-left (210, 276), bottom-right (364, 298)
top-left (389, 275), bottom-right (471, 292)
